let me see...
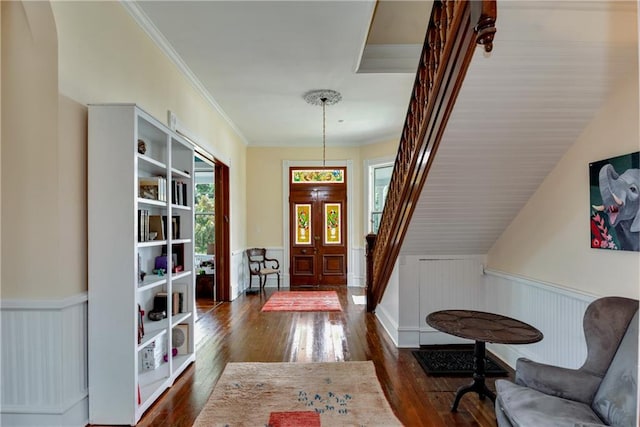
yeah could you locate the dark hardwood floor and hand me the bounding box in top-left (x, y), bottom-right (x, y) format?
top-left (134, 287), bottom-right (509, 426)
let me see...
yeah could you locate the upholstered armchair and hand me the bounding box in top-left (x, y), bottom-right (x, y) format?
top-left (246, 248), bottom-right (281, 290)
top-left (495, 296), bottom-right (638, 427)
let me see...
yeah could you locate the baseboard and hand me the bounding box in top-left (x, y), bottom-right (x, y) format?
top-left (1, 395), bottom-right (88, 427)
top-left (374, 305), bottom-right (400, 347)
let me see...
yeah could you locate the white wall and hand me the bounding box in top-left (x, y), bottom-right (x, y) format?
top-left (487, 73), bottom-right (640, 299)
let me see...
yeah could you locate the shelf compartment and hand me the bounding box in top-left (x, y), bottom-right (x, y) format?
top-left (137, 275), bottom-right (167, 292)
top-left (172, 270), bottom-right (192, 281)
top-left (138, 364), bottom-right (170, 410)
top-left (138, 197), bottom-right (167, 208)
top-left (137, 325), bottom-right (167, 351)
top-left (138, 240), bottom-right (167, 248)
top-left (138, 154), bottom-right (167, 175)
top-left (171, 168), bottom-right (191, 180)
top-left (171, 204), bottom-right (191, 211)
top-left (171, 238), bottom-right (191, 245)
top-left (171, 353), bottom-right (195, 376)
top-left (171, 312), bottom-right (192, 328)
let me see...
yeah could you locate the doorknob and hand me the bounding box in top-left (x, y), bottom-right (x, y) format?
top-left (301, 249), bottom-right (307, 254)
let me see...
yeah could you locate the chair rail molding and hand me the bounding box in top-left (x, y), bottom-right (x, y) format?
top-left (1, 292), bottom-right (88, 427)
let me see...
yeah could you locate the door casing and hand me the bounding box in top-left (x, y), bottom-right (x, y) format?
top-left (289, 168), bottom-right (347, 287)
top-left (282, 160), bottom-right (354, 287)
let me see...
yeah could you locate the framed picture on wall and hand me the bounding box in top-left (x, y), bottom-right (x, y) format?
top-left (589, 151), bottom-right (639, 252)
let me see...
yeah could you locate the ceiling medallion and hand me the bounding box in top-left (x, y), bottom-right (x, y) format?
top-left (303, 89), bottom-right (342, 106)
top-left (303, 89), bottom-right (342, 166)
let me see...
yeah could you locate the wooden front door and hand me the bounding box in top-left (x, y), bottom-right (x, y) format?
top-left (289, 167), bottom-right (347, 287)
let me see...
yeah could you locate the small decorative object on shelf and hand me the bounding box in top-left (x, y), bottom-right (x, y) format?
top-left (140, 337), bottom-right (163, 372)
top-left (139, 176), bottom-right (167, 201)
top-left (138, 139), bottom-right (147, 154)
top-left (174, 323), bottom-right (190, 355)
top-left (137, 304), bottom-right (145, 344)
top-left (148, 310), bottom-right (165, 321)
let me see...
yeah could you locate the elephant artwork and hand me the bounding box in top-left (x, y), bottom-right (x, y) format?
top-left (590, 151), bottom-right (640, 252)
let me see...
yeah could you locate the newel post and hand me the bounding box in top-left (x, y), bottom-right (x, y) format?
top-left (365, 233), bottom-right (377, 312)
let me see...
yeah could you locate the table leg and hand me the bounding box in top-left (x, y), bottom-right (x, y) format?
top-left (451, 341), bottom-right (496, 412)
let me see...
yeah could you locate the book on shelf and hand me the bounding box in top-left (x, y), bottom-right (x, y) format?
top-left (155, 291), bottom-right (182, 315)
top-left (148, 215), bottom-right (165, 240)
top-left (137, 209), bottom-right (150, 242)
top-left (171, 180), bottom-right (189, 206)
top-left (162, 215), bottom-right (180, 240)
top-left (139, 176), bottom-right (167, 202)
top-left (182, 182), bottom-right (187, 206)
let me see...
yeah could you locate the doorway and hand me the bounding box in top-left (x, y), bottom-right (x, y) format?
top-left (193, 151), bottom-right (231, 314)
top-left (194, 154), bottom-right (217, 317)
top-left (289, 167), bottom-right (347, 287)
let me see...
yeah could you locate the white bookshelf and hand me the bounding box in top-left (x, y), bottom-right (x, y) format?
top-left (88, 104), bottom-right (196, 425)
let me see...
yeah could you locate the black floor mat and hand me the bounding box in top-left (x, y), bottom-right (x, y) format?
top-left (412, 346), bottom-right (509, 377)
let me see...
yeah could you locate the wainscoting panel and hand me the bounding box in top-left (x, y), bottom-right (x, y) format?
top-left (1, 294), bottom-right (88, 427)
top-left (483, 269), bottom-right (594, 369)
top-left (231, 249), bottom-right (246, 300)
top-left (237, 248), bottom-right (284, 295)
top-left (387, 257), bottom-right (596, 370)
top-left (245, 246), bottom-right (362, 289)
top-left (350, 246), bottom-right (365, 287)
top-left (417, 256), bottom-right (487, 346)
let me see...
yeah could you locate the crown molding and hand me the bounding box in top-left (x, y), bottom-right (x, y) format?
top-left (120, 1), bottom-right (249, 146)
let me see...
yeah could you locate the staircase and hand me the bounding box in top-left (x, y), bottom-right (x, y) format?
top-left (366, 0), bottom-right (497, 312)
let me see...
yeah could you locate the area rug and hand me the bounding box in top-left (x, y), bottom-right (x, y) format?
top-left (193, 361), bottom-right (402, 426)
top-left (412, 346), bottom-right (509, 377)
top-left (261, 291), bottom-right (342, 312)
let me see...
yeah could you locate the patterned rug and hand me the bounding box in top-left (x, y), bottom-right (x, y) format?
top-left (193, 361), bottom-right (402, 426)
top-left (261, 291), bottom-right (342, 312)
top-left (412, 346), bottom-right (509, 377)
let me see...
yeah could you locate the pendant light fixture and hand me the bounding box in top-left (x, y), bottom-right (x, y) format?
top-left (303, 89), bottom-right (342, 166)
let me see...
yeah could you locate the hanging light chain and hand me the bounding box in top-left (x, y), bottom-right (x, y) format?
top-left (302, 89), bottom-right (342, 167)
top-left (322, 98), bottom-right (327, 166)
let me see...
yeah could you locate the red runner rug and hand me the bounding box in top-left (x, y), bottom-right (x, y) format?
top-left (261, 291), bottom-right (342, 312)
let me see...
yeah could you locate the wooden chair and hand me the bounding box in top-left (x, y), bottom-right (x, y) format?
top-left (246, 248), bottom-right (280, 290)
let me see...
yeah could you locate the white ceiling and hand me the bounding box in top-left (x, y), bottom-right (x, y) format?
top-left (401, 1), bottom-right (638, 255)
top-left (127, 0), bottom-right (637, 256)
top-left (131, 0), bottom-right (430, 147)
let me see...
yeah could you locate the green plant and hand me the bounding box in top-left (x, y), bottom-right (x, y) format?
top-left (195, 183), bottom-right (215, 254)
top-left (327, 209), bottom-right (339, 229)
top-left (298, 210), bottom-right (309, 229)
